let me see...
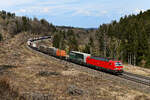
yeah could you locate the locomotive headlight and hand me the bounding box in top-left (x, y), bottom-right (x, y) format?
top-left (114, 68), bottom-right (118, 70)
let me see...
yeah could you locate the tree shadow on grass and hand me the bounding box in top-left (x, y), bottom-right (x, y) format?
top-left (0, 65), bottom-right (17, 74)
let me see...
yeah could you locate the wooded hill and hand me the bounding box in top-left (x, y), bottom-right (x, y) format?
top-left (0, 10), bottom-right (56, 39)
top-left (96, 10), bottom-right (150, 67)
top-left (0, 10), bottom-right (150, 68)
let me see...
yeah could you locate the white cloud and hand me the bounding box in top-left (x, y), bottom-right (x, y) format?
top-left (72, 9), bottom-right (91, 16)
top-left (71, 9), bottom-right (108, 17)
top-left (16, 5), bottom-right (108, 17)
top-left (0, 0), bottom-right (35, 8)
top-left (42, 8), bottom-right (50, 13)
top-left (18, 9), bottom-right (26, 13)
top-left (37, 0), bottom-right (79, 5)
top-left (134, 8), bottom-right (144, 14)
top-left (15, 6), bottom-right (64, 15)
top-left (71, 5), bottom-right (108, 17)
top-left (101, 10), bottom-right (107, 14)
top-left (0, 0), bottom-right (109, 17)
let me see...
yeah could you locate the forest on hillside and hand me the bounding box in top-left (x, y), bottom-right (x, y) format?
top-left (0, 33), bottom-right (2, 41)
top-left (0, 10), bottom-right (56, 37)
top-left (96, 10), bottom-right (150, 67)
top-left (0, 10), bottom-right (150, 68)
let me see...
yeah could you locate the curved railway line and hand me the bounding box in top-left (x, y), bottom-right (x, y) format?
top-left (27, 36), bottom-right (150, 87)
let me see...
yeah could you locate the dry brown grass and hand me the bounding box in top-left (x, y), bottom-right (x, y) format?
top-left (124, 64), bottom-right (150, 77)
top-left (61, 68), bottom-right (81, 76)
top-left (0, 76), bottom-right (20, 100)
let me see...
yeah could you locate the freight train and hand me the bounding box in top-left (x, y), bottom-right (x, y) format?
top-left (27, 36), bottom-right (123, 74)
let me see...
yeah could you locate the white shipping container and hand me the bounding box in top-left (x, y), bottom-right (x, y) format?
top-left (27, 41), bottom-right (31, 45)
top-left (32, 43), bottom-right (37, 47)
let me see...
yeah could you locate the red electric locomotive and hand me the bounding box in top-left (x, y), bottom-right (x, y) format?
top-left (86, 56), bottom-right (123, 74)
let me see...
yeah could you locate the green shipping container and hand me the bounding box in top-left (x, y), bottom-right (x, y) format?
top-left (69, 51), bottom-right (91, 64)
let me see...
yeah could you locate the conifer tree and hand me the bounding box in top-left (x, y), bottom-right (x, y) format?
top-left (0, 33), bottom-right (2, 41)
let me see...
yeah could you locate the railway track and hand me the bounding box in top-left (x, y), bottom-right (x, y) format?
top-left (27, 37), bottom-right (150, 87)
top-left (118, 72), bottom-right (150, 86)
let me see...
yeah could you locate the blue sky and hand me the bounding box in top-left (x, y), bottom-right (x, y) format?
top-left (0, 0), bottom-right (150, 28)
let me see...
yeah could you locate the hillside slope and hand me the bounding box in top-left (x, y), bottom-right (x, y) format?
top-left (0, 33), bottom-right (150, 99)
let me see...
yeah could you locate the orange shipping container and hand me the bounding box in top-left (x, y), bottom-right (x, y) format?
top-left (56, 49), bottom-right (67, 57)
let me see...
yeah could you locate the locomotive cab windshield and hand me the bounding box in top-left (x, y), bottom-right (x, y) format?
top-left (115, 62), bottom-right (122, 66)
